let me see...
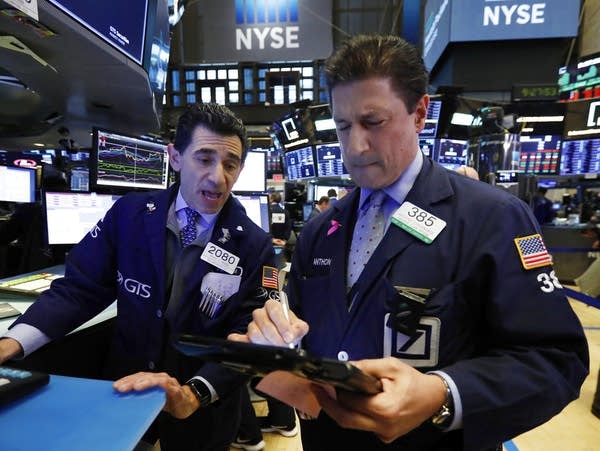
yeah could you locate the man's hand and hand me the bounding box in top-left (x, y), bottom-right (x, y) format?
top-left (310, 357), bottom-right (448, 443)
top-left (0, 338), bottom-right (23, 364)
top-left (228, 299), bottom-right (309, 347)
top-left (113, 372), bottom-right (200, 418)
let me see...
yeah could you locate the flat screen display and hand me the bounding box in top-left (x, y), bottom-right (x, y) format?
top-left (518, 135), bottom-right (562, 175)
top-left (563, 98), bottom-right (600, 139)
top-left (0, 165), bottom-right (36, 203)
top-left (314, 185), bottom-right (344, 200)
top-left (560, 138), bottom-right (600, 175)
top-left (233, 151), bottom-right (266, 193)
top-left (92, 128), bottom-right (169, 191)
top-left (47, 0), bottom-right (149, 65)
top-left (495, 170), bottom-right (521, 185)
top-left (419, 99), bottom-right (443, 138)
top-left (234, 194), bottom-right (270, 233)
top-left (436, 139), bottom-right (467, 170)
top-left (309, 103), bottom-right (338, 144)
top-left (284, 146), bottom-right (316, 181)
top-left (44, 191), bottom-right (121, 245)
top-left (314, 143), bottom-right (348, 177)
top-left (558, 53), bottom-right (600, 101)
top-left (419, 138), bottom-right (438, 159)
top-left (270, 110), bottom-right (313, 151)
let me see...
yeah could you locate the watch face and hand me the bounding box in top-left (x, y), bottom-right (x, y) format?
top-left (431, 405), bottom-right (452, 427)
top-left (186, 380), bottom-right (212, 406)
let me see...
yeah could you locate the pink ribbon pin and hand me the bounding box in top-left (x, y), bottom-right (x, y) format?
top-left (327, 220), bottom-right (341, 236)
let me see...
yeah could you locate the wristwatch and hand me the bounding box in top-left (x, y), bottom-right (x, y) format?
top-left (431, 375), bottom-right (454, 429)
top-left (185, 378), bottom-right (212, 408)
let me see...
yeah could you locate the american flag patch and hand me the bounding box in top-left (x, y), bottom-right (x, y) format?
top-left (262, 266), bottom-right (279, 289)
top-left (514, 234), bottom-right (553, 270)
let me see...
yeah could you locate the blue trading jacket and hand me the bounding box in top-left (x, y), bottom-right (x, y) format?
top-left (13, 184), bottom-right (276, 396)
top-left (289, 157), bottom-right (588, 450)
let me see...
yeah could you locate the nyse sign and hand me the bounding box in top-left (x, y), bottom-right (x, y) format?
top-left (236, 26), bottom-right (299, 50)
top-left (449, 0), bottom-right (578, 42)
top-left (483, 3), bottom-right (545, 26)
top-left (203, 0), bottom-right (332, 63)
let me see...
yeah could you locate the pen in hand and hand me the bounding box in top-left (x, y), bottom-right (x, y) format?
top-left (279, 291), bottom-right (295, 349)
top-left (277, 268), bottom-right (295, 349)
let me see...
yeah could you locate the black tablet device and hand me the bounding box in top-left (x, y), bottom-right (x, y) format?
top-left (174, 334), bottom-right (382, 395)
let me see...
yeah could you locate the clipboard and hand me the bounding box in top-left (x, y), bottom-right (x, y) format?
top-left (173, 334), bottom-right (383, 395)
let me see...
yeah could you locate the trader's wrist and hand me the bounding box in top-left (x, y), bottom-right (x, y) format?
top-left (430, 374), bottom-right (454, 429)
top-left (185, 378), bottom-right (212, 408)
top-left (0, 337), bottom-right (23, 363)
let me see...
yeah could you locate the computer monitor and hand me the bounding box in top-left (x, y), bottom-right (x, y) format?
top-left (559, 138), bottom-right (600, 175)
top-left (92, 128), bottom-right (169, 192)
top-left (314, 143), bottom-right (348, 177)
top-left (270, 109), bottom-right (314, 151)
top-left (44, 191), bottom-right (121, 245)
top-left (436, 139), bottom-right (468, 170)
top-left (495, 170), bottom-right (521, 187)
top-left (234, 194), bottom-right (270, 233)
top-left (284, 145), bottom-right (316, 181)
top-left (518, 135), bottom-right (562, 175)
top-left (309, 103), bottom-right (338, 144)
top-left (419, 99), bottom-right (443, 138)
top-left (47, 0), bottom-right (148, 65)
top-left (233, 150), bottom-right (267, 193)
top-left (0, 165), bottom-right (36, 203)
top-left (419, 138), bottom-right (438, 159)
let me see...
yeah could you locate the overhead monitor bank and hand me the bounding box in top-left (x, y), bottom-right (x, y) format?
top-left (47, 0), bottom-right (149, 65)
top-left (0, 0), bottom-right (170, 151)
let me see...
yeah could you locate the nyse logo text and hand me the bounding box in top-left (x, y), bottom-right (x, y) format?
top-left (236, 26), bottom-right (299, 50)
top-left (483, 3), bottom-right (545, 26)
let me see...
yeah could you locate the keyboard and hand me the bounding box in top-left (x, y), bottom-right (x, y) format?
top-left (0, 272), bottom-right (62, 297)
top-left (0, 366), bottom-right (50, 407)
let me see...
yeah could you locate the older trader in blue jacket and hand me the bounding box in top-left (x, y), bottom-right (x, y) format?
top-left (0, 103), bottom-right (278, 451)
top-left (231, 35), bottom-right (589, 451)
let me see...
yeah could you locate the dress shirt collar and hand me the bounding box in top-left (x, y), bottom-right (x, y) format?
top-left (174, 190), bottom-right (219, 228)
top-left (358, 148), bottom-right (424, 209)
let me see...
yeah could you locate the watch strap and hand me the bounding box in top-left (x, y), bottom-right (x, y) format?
top-left (185, 378), bottom-right (212, 408)
top-left (431, 375), bottom-right (454, 429)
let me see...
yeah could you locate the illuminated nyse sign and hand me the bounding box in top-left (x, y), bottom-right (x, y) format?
top-left (203, 0), bottom-right (332, 63)
top-left (482, 2), bottom-right (545, 26)
top-left (423, 0), bottom-right (579, 71)
top-left (235, 0), bottom-right (299, 50)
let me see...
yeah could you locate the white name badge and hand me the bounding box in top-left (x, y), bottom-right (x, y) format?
top-left (271, 213), bottom-right (285, 224)
top-left (391, 202), bottom-right (446, 244)
top-left (201, 242), bottom-right (240, 274)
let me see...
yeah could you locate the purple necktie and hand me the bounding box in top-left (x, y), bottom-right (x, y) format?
top-left (180, 207), bottom-right (200, 247)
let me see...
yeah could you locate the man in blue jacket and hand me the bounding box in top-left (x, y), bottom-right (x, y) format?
top-left (0, 103), bottom-right (278, 451)
top-left (231, 35), bottom-right (589, 450)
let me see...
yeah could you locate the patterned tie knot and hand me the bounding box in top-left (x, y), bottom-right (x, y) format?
top-left (365, 190), bottom-right (386, 210)
top-left (181, 207), bottom-right (201, 247)
top-left (184, 207), bottom-right (200, 225)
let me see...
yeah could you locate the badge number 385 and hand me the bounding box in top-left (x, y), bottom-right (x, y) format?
top-left (391, 202), bottom-right (447, 244)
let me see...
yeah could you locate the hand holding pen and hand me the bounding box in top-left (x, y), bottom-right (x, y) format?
top-left (228, 269), bottom-right (309, 347)
top-left (277, 266), bottom-right (295, 349)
